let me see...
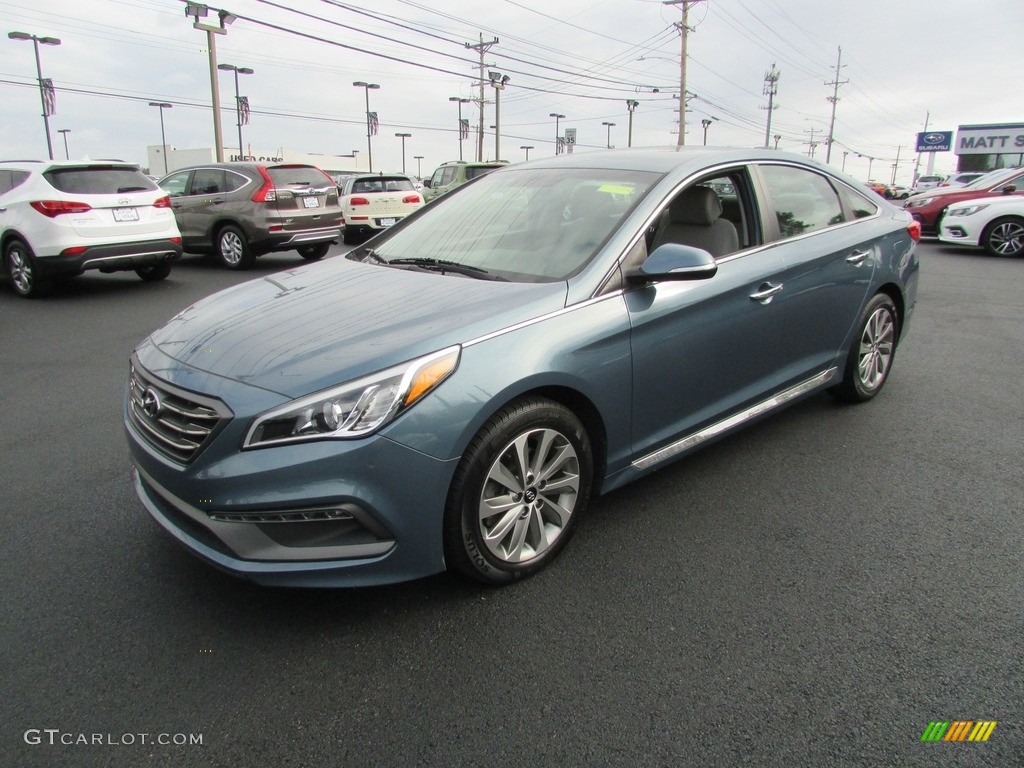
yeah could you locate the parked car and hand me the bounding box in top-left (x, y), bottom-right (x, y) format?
top-left (937, 172), bottom-right (985, 188)
top-left (422, 160), bottom-right (509, 203)
top-left (904, 166), bottom-right (1024, 236)
top-left (158, 162), bottom-right (341, 269)
top-left (910, 174), bottom-right (946, 195)
top-left (937, 194), bottom-right (1024, 257)
top-left (1, 160), bottom-right (182, 297)
top-left (865, 180), bottom-right (889, 197)
top-left (337, 173), bottom-right (423, 244)
top-left (125, 147), bottom-right (919, 588)
top-left (889, 185), bottom-right (911, 200)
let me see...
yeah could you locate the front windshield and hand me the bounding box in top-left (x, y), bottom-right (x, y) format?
top-left (359, 167), bottom-right (658, 282)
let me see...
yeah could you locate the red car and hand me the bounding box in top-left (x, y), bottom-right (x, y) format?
top-left (904, 167), bottom-right (1024, 235)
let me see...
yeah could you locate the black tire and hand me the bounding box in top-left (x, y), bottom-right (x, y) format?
top-left (5, 239), bottom-right (50, 298)
top-left (216, 224), bottom-right (255, 269)
top-left (342, 227), bottom-right (359, 246)
top-left (136, 263), bottom-right (172, 281)
top-left (297, 243), bottom-right (330, 261)
top-left (830, 293), bottom-right (899, 403)
top-left (443, 397), bottom-right (593, 585)
top-left (981, 216), bottom-right (1024, 258)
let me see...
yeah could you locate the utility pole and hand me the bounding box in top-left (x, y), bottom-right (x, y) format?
top-left (761, 63), bottom-right (780, 149)
top-left (626, 100), bottom-right (639, 147)
top-left (465, 34), bottom-right (498, 163)
top-left (804, 127), bottom-right (819, 158)
top-left (890, 145), bottom-right (902, 185)
top-left (824, 46), bottom-right (848, 164)
top-left (664, 0), bottom-right (703, 147)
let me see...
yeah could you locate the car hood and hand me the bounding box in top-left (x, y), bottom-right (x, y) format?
top-left (148, 258), bottom-right (568, 398)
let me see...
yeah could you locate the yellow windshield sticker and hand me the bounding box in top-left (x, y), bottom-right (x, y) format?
top-left (597, 184), bottom-right (635, 195)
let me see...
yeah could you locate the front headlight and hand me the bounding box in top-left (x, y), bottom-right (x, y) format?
top-left (947, 204), bottom-right (989, 217)
top-left (906, 197), bottom-right (934, 208)
top-left (243, 346), bottom-right (460, 448)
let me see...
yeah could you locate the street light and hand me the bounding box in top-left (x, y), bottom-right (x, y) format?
top-left (148, 102), bottom-right (173, 175)
top-left (395, 132), bottom-right (411, 174)
top-left (550, 113), bottom-right (565, 155)
top-left (449, 97), bottom-right (471, 162)
top-left (8, 31), bottom-right (62, 160)
top-left (57, 128), bottom-right (70, 159)
top-left (700, 118), bottom-right (712, 146)
top-left (353, 81), bottom-right (380, 172)
top-left (185, 4), bottom-right (236, 162)
top-left (520, 145), bottom-right (534, 161)
top-left (602, 121), bottom-right (616, 149)
top-left (626, 100), bottom-right (639, 148)
top-left (217, 63), bottom-right (254, 160)
top-left (413, 155), bottom-right (424, 179)
top-left (773, 134), bottom-right (781, 150)
top-left (489, 71), bottom-right (509, 162)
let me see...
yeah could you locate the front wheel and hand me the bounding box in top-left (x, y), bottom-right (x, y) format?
top-left (297, 243), bottom-right (330, 261)
top-left (443, 398), bottom-right (593, 585)
top-left (982, 216), bottom-right (1024, 257)
top-left (830, 293), bottom-right (898, 403)
top-left (216, 224), bottom-right (254, 269)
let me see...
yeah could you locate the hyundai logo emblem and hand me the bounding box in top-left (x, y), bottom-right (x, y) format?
top-left (142, 387), bottom-right (162, 419)
top-left (923, 133), bottom-right (946, 144)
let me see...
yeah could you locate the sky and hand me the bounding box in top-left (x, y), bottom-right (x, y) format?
top-left (2, 0), bottom-right (1021, 184)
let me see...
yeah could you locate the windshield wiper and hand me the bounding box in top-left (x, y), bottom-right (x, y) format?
top-left (384, 257), bottom-right (506, 281)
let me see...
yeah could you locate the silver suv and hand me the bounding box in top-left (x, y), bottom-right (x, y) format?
top-left (0, 160), bottom-right (182, 298)
top-left (159, 163), bottom-right (342, 269)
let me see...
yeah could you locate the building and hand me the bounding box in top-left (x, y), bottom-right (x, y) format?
top-left (146, 145), bottom-right (365, 177)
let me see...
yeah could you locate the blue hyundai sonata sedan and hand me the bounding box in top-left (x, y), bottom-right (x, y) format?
top-left (125, 147), bottom-right (920, 587)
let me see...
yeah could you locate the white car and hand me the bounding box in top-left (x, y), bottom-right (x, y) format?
top-left (937, 171), bottom-right (986, 189)
top-left (938, 194), bottom-right (1024, 257)
top-left (337, 173), bottom-right (424, 244)
top-left (1, 160), bottom-right (182, 297)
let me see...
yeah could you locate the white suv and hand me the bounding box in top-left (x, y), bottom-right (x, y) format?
top-left (0, 160), bottom-right (182, 297)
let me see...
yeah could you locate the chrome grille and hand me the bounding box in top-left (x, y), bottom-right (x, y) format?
top-left (128, 362), bottom-right (230, 463)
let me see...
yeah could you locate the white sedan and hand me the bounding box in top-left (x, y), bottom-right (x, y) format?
top-left (938, 194), bottom-right (1024, 257)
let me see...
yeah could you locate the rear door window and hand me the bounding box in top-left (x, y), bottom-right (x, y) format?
top-left (43, 166), bottom-right (156, 194)
top-left (759, 164), bottom-right (845, 240)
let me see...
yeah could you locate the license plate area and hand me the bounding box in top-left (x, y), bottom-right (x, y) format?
top-left (302, 197), bottom-right (320, 209)
top-left (379, 217), bottom-right (397, 227)
top-left (113, 207), bottom-right (140, 222)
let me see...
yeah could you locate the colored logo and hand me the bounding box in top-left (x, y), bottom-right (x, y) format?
top-left (923, 133), bottom-right (947, 145)
top-left (920, 721), bottom-right (997, 742)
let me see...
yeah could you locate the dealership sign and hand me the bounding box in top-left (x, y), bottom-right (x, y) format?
top-left (916, 131), bottom-right (952, 152)
top-left (954, 123), bottom-right (1024, 155)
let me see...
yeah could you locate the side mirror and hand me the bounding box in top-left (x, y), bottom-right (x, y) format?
top-left (1001, 185), bottom-right (1016, 195)
top-left (422, 179), bottom-right (432, 188)
top-left (628, 242), bottom-right (718, 282)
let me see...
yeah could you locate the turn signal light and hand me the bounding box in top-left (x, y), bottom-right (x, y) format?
top-left (250, 166), bottom-right (277, 202)
top-left (403, 194), bottom-right (421, 204)
top-left (349, 197), bottom-right (370, 206)
top-left (153, 196), bottom-right (171, 208)
top-left (907, 220), bottom-right (921, 242)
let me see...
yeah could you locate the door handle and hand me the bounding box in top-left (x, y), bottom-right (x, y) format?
top-left (846, 249), bottom-right (871, 265)
top-left (749, 282), bottom-right (783, 304)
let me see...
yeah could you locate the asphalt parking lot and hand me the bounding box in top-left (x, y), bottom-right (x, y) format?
top-left (1, 241), bottom-right (1021, 767)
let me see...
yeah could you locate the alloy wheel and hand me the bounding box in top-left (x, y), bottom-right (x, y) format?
top-left (988, 220), bottom-right (1024, 256)
top-left (857, 305), bottom-right (895, 391)
top-left (220, 231), bottom-right (243, 265)
top-left (478, 427), bottom-right (580, 564)
top-left (7, 245), bottom-right (33, 295)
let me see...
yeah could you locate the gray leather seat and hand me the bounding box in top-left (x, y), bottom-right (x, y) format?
top-left (651, 186), bottom-right (739, 257)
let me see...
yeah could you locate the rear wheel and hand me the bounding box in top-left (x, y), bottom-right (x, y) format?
top-left (136, 263), bottom-right (172, 281)
top-left (297, 243), bottom-right (330, 261)
top-left (5, 239), bottom-right (49, 298)
top-left (831, 293), bottom-right (898, 403)
top-left (216, 224), bottom-right (255, 269)
top-left (981, 216), bottom-right (1024, 257)
top-left (443, 398), bottom-right (593, 585)
top-left (342, 227), bottom-right (359, 246)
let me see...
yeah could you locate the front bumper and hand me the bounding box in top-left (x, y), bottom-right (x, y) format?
top-left (36, 237), bottom-right (182, 278)
top-left (125, 365), bottom-right (459, 587)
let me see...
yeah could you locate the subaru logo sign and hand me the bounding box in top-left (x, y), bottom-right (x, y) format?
top-left (916, 131), bottom-right (953, 152)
